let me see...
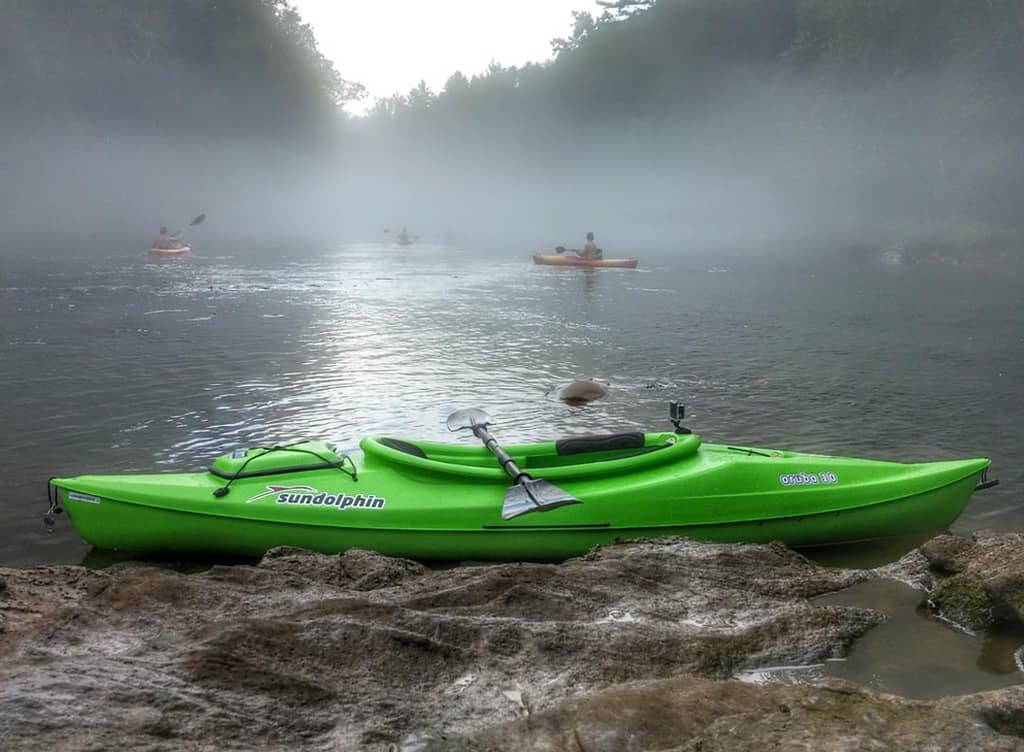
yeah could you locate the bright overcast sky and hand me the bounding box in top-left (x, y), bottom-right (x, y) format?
top-left (291, 0), bottom-right (602, 111)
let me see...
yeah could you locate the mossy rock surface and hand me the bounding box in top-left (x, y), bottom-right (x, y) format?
top-left (930, 574), bottom-right (995, 632)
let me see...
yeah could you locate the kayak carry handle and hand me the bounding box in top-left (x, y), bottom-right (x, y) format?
top-left (45, 478), bottom-right (64, 533)
top-left (976, 467), bottom-right (999, 491)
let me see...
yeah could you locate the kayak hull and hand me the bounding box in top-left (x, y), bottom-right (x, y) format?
top-left (149, 246), bottom-right (191, 256)
top-left (533, 254), bottom-right (638, 269)
top-left (50, 433), bottom-right (992, 559)
top-left (56, 472), bottom-right (981, 559)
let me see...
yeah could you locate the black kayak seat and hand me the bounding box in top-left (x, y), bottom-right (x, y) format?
top-left (555, 433), bottom-right (645, 456)
top-left (378, 437), bottom-right (427, 458)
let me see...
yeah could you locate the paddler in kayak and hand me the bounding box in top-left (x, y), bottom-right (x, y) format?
top-left (580, 232), bottom-right (603, 260)
top-left (153, 226), bottom-right (185, 250)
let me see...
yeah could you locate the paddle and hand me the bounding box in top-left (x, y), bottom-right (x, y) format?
top-left (189, 213), bottom-right (206, 227)
top-left (447, 408), bottom-right (581, 520)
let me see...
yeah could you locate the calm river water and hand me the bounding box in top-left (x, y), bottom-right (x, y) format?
top-left (1, 239), bottom-right (1021, 697)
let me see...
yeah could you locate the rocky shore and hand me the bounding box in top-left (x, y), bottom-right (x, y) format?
top-left (2, 534), bottom-right (1023, 750)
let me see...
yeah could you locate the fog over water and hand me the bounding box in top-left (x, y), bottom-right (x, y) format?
top-left (6, 0), bottom-right (1022, 256)
top-left (6, 74), bottom-right (1017, 256)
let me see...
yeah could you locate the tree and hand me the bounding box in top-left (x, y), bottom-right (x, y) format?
top-left (407, 79), bottom-right (435, 110)
top-left (596, 0), bottom-right (655, 20)
top-left (551, 11), bottom-right (599, 56)
top-left (443, 71), bottom-right (471, 97)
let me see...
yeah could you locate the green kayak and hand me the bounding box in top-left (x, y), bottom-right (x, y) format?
top-left (48, 407), bottom-right (995, 559)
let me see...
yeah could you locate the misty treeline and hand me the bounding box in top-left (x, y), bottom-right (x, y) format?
top-left (357, 0), bottom-right (1024, 250)
top-left (1, 0), bottom-right (360, 244)
top-left (2, 0), bottom-right (1022, 251)
top-left (2, 0), bottom-right (358, 136)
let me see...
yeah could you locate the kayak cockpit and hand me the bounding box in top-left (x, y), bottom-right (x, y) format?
top-left (361, 431), bottom-right (701, 480)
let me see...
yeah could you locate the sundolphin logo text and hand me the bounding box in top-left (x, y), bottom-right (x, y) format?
top-left (246, 485), bottom-right (386, 510)
top-left (246, 485), bottom-right (315, 503)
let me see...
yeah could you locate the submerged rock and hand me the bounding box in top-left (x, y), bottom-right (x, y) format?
top-left (557, 379), bottom-right (608, 404)
top-left (0, 538), bottom-right (880, 750)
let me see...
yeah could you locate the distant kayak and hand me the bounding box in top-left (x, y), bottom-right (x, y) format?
top-left (149, 246), bottom-right (191, 256)
top-left (533, 254), bottom-right (638, 269)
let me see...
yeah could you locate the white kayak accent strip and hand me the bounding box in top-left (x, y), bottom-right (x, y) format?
top-left (67, 492), bottom-right (101, 504)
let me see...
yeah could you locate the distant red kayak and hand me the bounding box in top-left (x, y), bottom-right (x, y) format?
top-left (532, 254), bottom-right (638, 269)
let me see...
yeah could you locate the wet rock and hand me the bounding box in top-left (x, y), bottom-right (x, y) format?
top-left (259, 545), bottom-right (426, 590)
top-left (0, 538), bottom-right (881, 750)
top-left (921, 532), bottom-right (1024, 628)
top-left (954, 684), bottom-right (1024, 740)
top-left (871, 548), bottom-right (935, 591)
top-left (557, 380), bottom-right (608, 404)
top-left (0, 563), bottom-right (103, 635)
top-left (920, 534), bottom-right (974, 574)
top-left (930, 573), bottom-right (997, 632)
top-left (435, 675), bottom-right (1024, 751)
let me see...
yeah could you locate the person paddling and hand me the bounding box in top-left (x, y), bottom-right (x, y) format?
top-left (580, 232), bottom-right (602, 260)
top-left (154, 226), bottom-right (185, 250)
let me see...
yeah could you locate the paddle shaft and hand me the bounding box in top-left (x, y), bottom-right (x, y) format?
top-left (471, 425), bottom-right (528, 484)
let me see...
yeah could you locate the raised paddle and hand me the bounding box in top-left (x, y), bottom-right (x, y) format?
top-left (446, 408), bottom-right (581, 520)
top-left (189, 213), bottom-right (206, 226)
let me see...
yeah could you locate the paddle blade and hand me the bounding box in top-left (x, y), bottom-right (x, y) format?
top-left (446, 408), bottom-right (491, 432)
top-left (502, 478), bottom-right (581, 520)
top-left (189, 213), bottom-right (207, 226)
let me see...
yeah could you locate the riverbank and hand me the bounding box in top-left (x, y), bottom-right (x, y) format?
top-left (2, 535), bottom-right (1023, 750)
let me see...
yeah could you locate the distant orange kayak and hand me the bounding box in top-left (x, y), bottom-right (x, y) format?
top-left (532, 254), bottom-right (638, 269)
top-left (149, 246), bottom-right (191, 256)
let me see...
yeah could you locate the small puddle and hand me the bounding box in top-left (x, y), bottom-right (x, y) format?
top-left (739, 578), bottom-right (1024, 699)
